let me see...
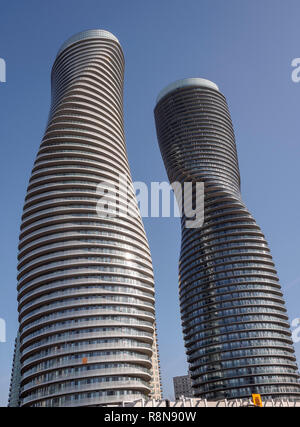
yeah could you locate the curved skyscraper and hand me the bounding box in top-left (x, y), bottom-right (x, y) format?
top-left (154, 78), bottom-right (300, 400)
top-left (14, 30), bottom-right (161, 407)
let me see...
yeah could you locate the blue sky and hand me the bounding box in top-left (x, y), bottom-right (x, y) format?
top-left (1, 0), bottom-right (300, 405)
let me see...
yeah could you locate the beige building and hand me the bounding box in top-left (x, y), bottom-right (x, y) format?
top-left (150, 326), bottom-right (162, 399)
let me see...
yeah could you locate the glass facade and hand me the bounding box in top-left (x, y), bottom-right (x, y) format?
top-left (154, 78), bottom-right (300, 400)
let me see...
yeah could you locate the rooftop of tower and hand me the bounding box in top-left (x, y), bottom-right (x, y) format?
top-left (156, 78), bottom-right (219, 105)
top-left (56, 29), bottom-right (120, 57)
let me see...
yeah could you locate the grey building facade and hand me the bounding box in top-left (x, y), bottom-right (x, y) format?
top-left (12, 29), bottom-right (161, 407)
top-left (173, 375), bottom-right (193, 399)
top-left (154, 78), bottom-right (300, 400)
top-left (8, 333), bottom-right (21, 407)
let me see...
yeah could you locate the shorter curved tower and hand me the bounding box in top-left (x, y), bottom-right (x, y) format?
top-left (154, 78), bottom-right (300, 400)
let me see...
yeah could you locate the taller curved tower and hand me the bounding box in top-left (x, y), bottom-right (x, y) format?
top-left (14, 30), bottom-right (161, 407)
top-left (154, 78), bottom-right (300, 400)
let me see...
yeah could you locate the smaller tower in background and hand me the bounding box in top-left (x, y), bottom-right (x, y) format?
top-left (8, 332), bottom-right (21, 407)
top-left (173, 374), bottom-right (193, 400)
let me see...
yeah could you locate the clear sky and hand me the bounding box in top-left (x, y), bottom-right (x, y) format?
top-left (1, 0), bottom-right (300, 406)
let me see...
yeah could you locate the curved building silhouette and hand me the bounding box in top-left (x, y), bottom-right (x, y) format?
top-left (154, 78), bottom-right (300, 400)
top-left (14, 30), bottom-right (161, 407)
